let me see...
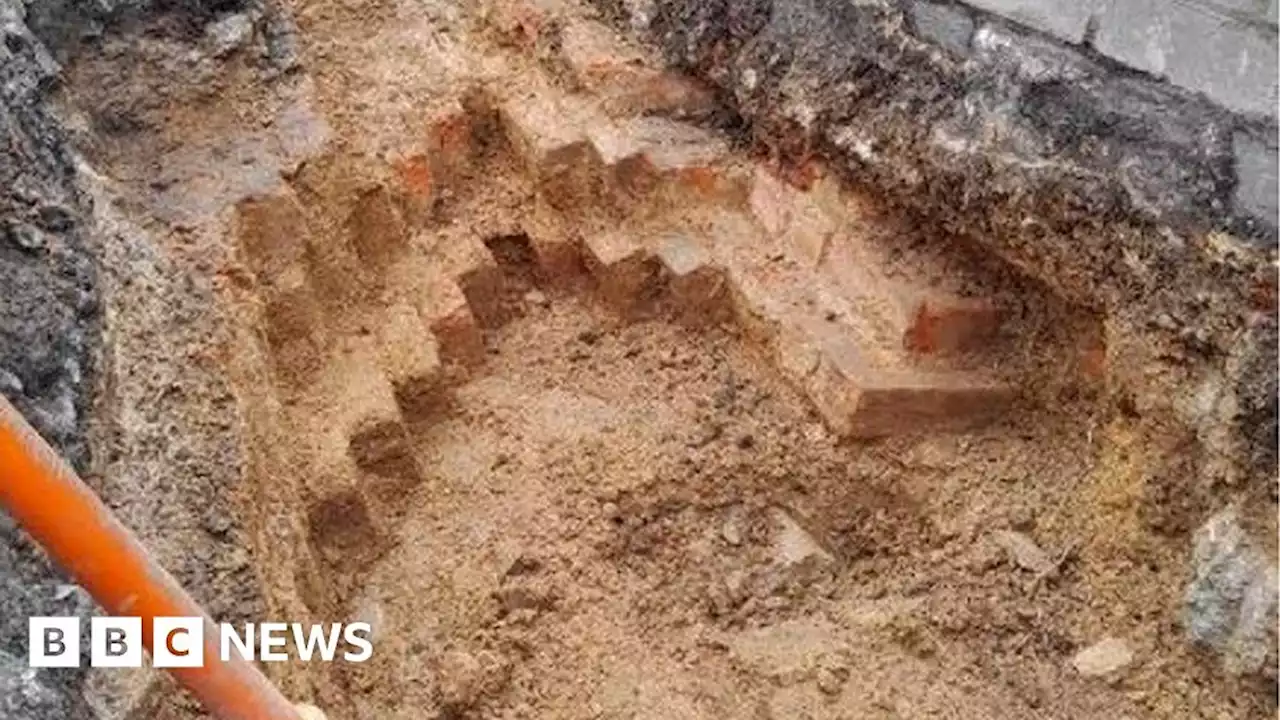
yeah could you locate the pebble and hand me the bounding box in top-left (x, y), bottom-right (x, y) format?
top-left (992, 530), bottom-right (1054, 574)
top-left (770, 507), bottom-right (834, 567)
top-left (815, 664), bottom-right (847, 695)
top-left (1071, 636), bottom-right (1134, 677)
top-left (294, 704), bottom-right (328, 720)
top-left (524, 289), bottom-right (549, 308)
top-left (205, 13), bottom-right (255, 58)
top-left (721, 516), bottom-right (743, 546)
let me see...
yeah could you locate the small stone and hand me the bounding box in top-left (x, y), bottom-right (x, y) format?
top-left (350, 593), bottom-right (384, 642)
top-left (815, 664), bottom-right (847, 695)
top-left (1007, 507), bottom-right (1036, 532)
top-left (294, 704), bottom-right (329, 720)
top-left (992, 530), bottom-right (1054, 574)
top-left (1071, 637), bottom-right (1134, 677)
top-left (770, 507), bottom-right (834, 567)
top-left (35, 203), bottom-right (75, 232)
top-left (0, 368), bottom-right (23, 395)
top-left (438, 650), bottom-right (484, 709)
top-left (1185, 506), bottom-right (1279, 675)
top-left (721, 516), bottom-right (743, 546)
top-left (5, 221), bottom-right (46, 253)
top-left (52, 584), bottom-right (79, 601)
top-left (205, 13), bottom-right (255, 58)
top-left (524, 289), bottom-right (550, 308)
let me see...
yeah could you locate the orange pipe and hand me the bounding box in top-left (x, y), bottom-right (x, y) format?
top-left (0, 396), bottom-right (302, 720)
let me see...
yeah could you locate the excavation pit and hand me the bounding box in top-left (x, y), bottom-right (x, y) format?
top-left (11, 0), bottom-right (1272, 718)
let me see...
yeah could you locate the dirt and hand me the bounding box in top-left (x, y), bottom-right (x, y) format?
top-left (41, 0), bottom-right (1276, 718)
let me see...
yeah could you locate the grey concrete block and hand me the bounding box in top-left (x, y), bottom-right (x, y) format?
top-left (1196, 0), bottom-right (1275, 24)
top-left (911, 1), bottom-right (975, 54)
top-left (972, 22), bottom-right (1095, 83)
top-left (1233, 130), bottom-right (1279, 224)
top-left (964, 0), bottom-right (1100, 43)
top-left (1095, 0), bottom-right (1279, 118)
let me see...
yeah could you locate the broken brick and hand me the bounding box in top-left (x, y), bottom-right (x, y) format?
top-left (557, 20), bottom-right (645, 91)
top-left (236, 189), bottom-right (312, 284)
top-left (376, 302), bottom-right (446, 422)
top-left (655, 233), bottom-right (729, 323)
top-left (499, 91), bottom-right (599, 209)
top-left (349, 416), bottom-right (422, 492)
top-left (749, 165), bottom-right (834, 268)
top-left (262, 264), bottom-right (325, 375)
top-left (600, 71), bottom-right (720, 121)
top-left (583, 229), bottom-right (660, 314)
top-left (426, 280), bottom-right (486, 368)
top-left (348, 185), bottom-right (409, 271)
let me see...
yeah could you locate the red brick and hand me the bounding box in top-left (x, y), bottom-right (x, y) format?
top-left (498, 91), bottom-right (599, 209)
top-left (487, 0), bottom-right (567, 49)
top-left (583, 229), bottom-right (660, 313)
top-left (558, 20), bottom-right (645, 91)
top-left (601, 71), bottom-right (720, 120)
top-left (322, 348), bottom-right (423, 506)
top-left (748, 165), bottom-right (834, 268)
top-left (780, 320), bottom-right (1013, 438)
top-left (588, 117), bottom-right (733, 207)
top-left (262, 264), bottom-right (325, 375)
top-left (654, 233), bottom-right (730, 322)
top-left (348, 185), bottom-right (408, 271)
top-left (392, 103), bottom-right (476, 221)
top-left (523, 201), bottom-right (587, 284)
top-left (903, 296), bottom-right (1002, 355)
top-left (425, 280), bottom-right (485, 367)
top-left (235, 190), bottom-right (311, 284)
top-left (435, 230), bottom-right (508, 327)
top-left (841, 369), bottom-right (1014, 439)
top-left (724, 242), bottom-right (1012, 438)
top-left (376, 302), bottom-right (446, 422)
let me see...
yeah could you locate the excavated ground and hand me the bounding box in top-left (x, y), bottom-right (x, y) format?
top-left (50, 0), bottom-right (1274, 718)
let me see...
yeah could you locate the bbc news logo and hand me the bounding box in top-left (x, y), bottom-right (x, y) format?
top-left (29, 617), bottom-right (373, 668)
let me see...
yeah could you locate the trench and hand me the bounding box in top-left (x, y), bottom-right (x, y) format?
top-left (52, 0), bottom-right (1274, 717)
top-left (216, 82), bottom-right (1130, 719)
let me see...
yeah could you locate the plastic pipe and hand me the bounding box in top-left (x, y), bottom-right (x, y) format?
top-left (0, 395), bottom-right (302, 720)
